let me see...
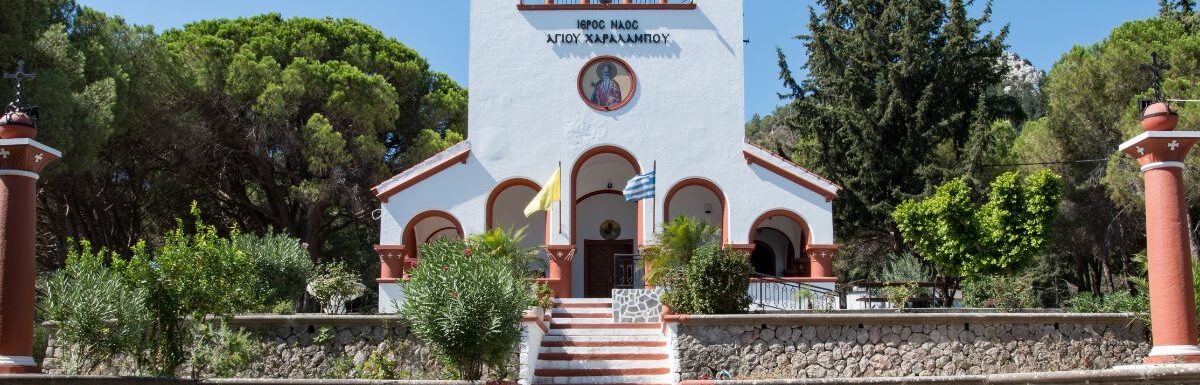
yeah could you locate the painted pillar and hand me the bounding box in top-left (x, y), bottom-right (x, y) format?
top-left (544, 245), bottom-right (575, 298)
top-left (1119, 102), bottom-right (1200, 364)
top-left (806, 244), bottom-right (838, 278)
top-left (0, 110), bottom-right (60, 373)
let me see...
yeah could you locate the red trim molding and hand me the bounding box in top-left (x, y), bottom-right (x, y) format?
top-left (575, 189), bottom-right (623, 203)
top-left (742, 149), bottom-right (838, 202)
top-left (518, 2), bottom-right (696, 11)
top-left (663, 178), bottom-right (728, 243)
top-left (577, 55), bottom-right (637, 112)
top-left (486, 178), bottom-right (551, 245)
top-left (570, 145), bottom-right (642, 245)
top-left (403, 210), bottom-right (465, 260)
top-left (748, 209), bottom-right (813, 249)
top-left (373, 147), bottom-right (470, 203)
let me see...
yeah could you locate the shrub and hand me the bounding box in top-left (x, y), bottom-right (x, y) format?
top-left (401, 239), bottom-right (533, 380)
top-left (962, 274), bottom-right (1038, 311)
top-left (308, 262), bottom-right (366, 314)
top-left (881, 283), bottom-right (922, 312)
top-left (662, 245), bottom-right (752, 314)
top-left (326, 355), bottom-right (354, 378)
top-left (877, 253), bottom-right (932, 311)
top-left (469, 227), bottom-right (545, 279)
top-left (641, 216), bottom-right (720, 285)
top-left (234, 230), bottom-right (314, 311)
top-left (356, 351), bottom-right (400, 380)
top-left (187, 322), bottom-right (257, 378)
top-left (38, 240), bottom-right (151, 374)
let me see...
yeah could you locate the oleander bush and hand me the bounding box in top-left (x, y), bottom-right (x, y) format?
top-left (401, 235), bottom-right (534, 381)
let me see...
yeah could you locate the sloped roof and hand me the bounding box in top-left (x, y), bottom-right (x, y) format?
top-left (372, 141), bottom-right (471, 203)
top-left (742, 142), bottom-right (840, 201)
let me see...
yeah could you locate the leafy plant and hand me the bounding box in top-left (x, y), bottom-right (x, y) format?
top-left (313, 327), bottom-right (334, 345)
top-left (962, 274), bottom-right (1039, 311)
top-left (234, 229), bottom-right (315, 312)
top-left (641, 216), bottom-right (720, 285)
top-left (882, 282), bottom-right (922, 312)
top-left (534, 282), bottom-right (554, 310)
top-left (467, 227), bottom-right (545, 279)
top-left (325, 354), bottom-right (354, 379)
top-left (307, 262), bottom-right (366, 314)
top-left (662, 245), bottom-right (752, 314)
top-left (38, 240), bottom-right (151, 375)
top-left (401, 239), bottom-right (533, 380)
top-left (893, 170), bottom-right (1062, 279)
top-left (356, 351), bottom-right (400, 380)
top-left (187, 322), bottom-right (257, 378)
top-left (270, 300), bottom-right (295, 315)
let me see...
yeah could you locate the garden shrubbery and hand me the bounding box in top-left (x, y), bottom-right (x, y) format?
top-left (661, 245), bottom-right (753, 315)
top-left (38, 203), bottom-right (315, 376)
top-left (400, 229), bottom-right (537, 381)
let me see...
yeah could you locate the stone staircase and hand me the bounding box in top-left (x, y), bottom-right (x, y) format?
top-left (533, 298), bottom-right (672, 385)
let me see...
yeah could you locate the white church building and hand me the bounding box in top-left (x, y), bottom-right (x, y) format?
top-left (373, 0), bottom-right (840, 312)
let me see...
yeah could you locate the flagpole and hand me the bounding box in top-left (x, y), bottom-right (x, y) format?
top-left (652, 160), bottom-right (657, 234)
top-left (558, 160), bottom-right (563, 236)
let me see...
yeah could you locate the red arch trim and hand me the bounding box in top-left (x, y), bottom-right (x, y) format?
top-left (403, 210), bottom-right (464, 258)
top-left (662, 178), bottom-right (729, 244)
top-left (570, 145), bottom-right (643, 245)
top-left (747, 209), bottom-right (812, 254)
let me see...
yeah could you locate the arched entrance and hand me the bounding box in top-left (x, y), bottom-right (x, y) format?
top-left (403, 210), bottom-right (464, 258)
top-left (663, 178), bottom-right (727, 243)
top-left (748, 209), bottom-right (810, 277)
top-left (486, 178), bottom-right (549, 274)
top-left (571, 145), bottom-right (642, 298)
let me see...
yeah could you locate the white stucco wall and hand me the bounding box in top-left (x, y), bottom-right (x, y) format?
top-left (376, 0), bottom-right (835, 302)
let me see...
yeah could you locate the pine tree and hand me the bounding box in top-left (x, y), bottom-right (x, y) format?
top-left (777, 0), bottom-right (1014, 256)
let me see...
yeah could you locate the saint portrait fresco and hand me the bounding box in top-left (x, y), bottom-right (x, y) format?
top-left (578, 56), bottom-right (636, 111)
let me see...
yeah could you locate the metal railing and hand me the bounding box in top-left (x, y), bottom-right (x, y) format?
top-left (613, 253), bottom-right (642, 289)
top-left (749, 272), bottom-right (837, 311)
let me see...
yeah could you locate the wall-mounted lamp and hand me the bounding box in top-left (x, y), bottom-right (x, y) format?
top-left (704, 203), bottom-right (713, 214)
top-left (607, 181), bottom-right (613, 189)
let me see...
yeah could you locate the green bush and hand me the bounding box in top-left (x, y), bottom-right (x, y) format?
top-left (308, 262), bottom-right (366, 314)
top-left (234, 230), bottom-right (314, 311)
top-left (641, 216), bottom-right (720, 285)
top-left (961, 274), bottom-right (1038, 311)
top-left (662, 245), bottom-right (752, 314)
top-left (187, 322), bottom-right (257, 378)
top-left (401, 238), bottom-right (533, 380)
top-left (356, 351), bottom-right (400, 380)
top-left (38, 240), bottom-right (151, 374)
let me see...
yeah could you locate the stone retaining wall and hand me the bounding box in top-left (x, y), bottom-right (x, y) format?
top-left (42, 315), bottom-right (447, 379)
top-left (666, 313), bottom-right (1150, 380)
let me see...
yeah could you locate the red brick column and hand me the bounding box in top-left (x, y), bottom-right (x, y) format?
top-left (806, 244), bottom-right (838, 279)
top-left (1119, 102), bottom-right (1200, 364)
top-left (544, 245), bottom-right (575, 298)
top-left (0, 110), bottom-right (60, 373)
top-left (374, 245), bottom-right (406, 281)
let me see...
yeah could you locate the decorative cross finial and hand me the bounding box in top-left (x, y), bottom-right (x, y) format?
top-left (3, 60), bottom-right (36, 113)
top-left (1140, 52), bottom-right (1171, 103)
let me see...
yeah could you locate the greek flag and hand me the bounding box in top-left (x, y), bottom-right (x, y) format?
top-left (623, 170), bottom-right (655, 202)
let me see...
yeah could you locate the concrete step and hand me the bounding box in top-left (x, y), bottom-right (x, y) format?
top-left (550, 323), bottom-right (658, 329)
top-left (531, 374), bottom-right (673, 385)
top-left (554, 298), bottom-right (613, 304)
top-left (535, 360), bottom-right (669, 370)
top-left (538, 352), bottom-right (670, 362)
top-left (550, 310), bottom-right (614, 318)
top-left (541, 335), bottom-right (667, 344)
top-left (534, 368), bottom-right (671, 377)
top-left (546, 328), bottom-right (663, 336)
top-left (539, 346), bottom-right (666, 355)
top-left (551, 316), bottom-right (615, 324)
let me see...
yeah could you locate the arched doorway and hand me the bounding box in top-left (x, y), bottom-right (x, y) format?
top-left (748, 210), bottom-right (810, 277)
top-left (750, 240), bottom-right (776, 275)
top-left (403, 210), bottom-right (464, 258)
top-left (486, 178), bottom-right (549, 274)
top-left (663, 178), bottom-right (727, 243)
top-left (571, 145), bottom-right (642, 298)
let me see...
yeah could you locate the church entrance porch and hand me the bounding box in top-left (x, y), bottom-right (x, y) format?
top-left (583, 239), bottom-right (634, 297)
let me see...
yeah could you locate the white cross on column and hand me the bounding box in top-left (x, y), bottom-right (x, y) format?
top-left (1138, 146), bottom-right (1146, 155)
top-left (1169, 140), bottom-right (1181, 151)
top-left (0, 148), bottom-right (8, 159)
top-left (33, 153), bottom-right (43, 163)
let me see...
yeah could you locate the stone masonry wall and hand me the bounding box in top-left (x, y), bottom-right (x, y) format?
top-left (42, 315), bottom-right (447, 379)
top-left (669, 313), bottom-right (1150, 380)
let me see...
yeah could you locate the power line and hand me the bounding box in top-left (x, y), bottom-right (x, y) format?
top-left (981, 158), bottom-right (1108, 168)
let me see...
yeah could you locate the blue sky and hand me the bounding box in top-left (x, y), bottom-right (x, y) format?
top-left (78, 0), bottom-right (1159, 122)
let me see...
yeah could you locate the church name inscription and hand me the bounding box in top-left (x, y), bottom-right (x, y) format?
top-left (546, 19), bottom-right (671, 45)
